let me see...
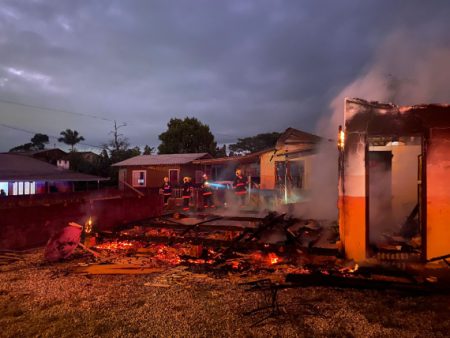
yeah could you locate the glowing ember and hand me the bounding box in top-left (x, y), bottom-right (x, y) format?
top-left (154, 245), bottom-right (182, 265)
top-left (268, 252), bottom-right (280, 265)
top-left (95, 240), bottom-right (137, 251)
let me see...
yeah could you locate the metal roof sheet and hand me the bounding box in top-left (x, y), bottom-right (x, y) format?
top-left (112, 153), bottom-right (211, 166)
top-left (0, 154), bottom-right (108, 182)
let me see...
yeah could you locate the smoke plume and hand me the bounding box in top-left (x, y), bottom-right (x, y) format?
top-left (295, 29), bottom-right (450, 221)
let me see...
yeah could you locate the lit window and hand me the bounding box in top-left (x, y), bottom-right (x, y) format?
top-left (0, 182), bottom-right (8, 196)
top-left (132, 170), bottom-right (146, 187)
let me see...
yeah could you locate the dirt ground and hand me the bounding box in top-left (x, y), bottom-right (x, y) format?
top-left (1, 249), bottom-right (449, 338)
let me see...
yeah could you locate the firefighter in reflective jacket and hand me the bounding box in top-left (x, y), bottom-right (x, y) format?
top-left (233, 169), bottom-right (247, 205)
top-left (201, 174), bottom-right (215, 209)
top-left (182, 176), bottom-right (193, 211)
top-left (160, 176), bottom-right (172, 207)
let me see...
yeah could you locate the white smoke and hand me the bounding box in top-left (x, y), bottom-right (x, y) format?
top-left (296, 29), bottom-right (450, 221)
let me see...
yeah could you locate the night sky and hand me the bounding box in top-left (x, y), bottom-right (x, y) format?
top-left (1, 0), bottom-right (450, 152)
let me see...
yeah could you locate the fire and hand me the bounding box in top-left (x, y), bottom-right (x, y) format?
top-left (231, 261), bottom-right (240, 269)
top-left (337, 125), bottom-right (345, 150)
top-left (94, 240), bottom-right (136, 251)
top-left (85, 217), bottom-right (93, 234)
top-left (154, 245), bottom-right (182, 265)
top-left (349, 263), bottom-right (359, 273)
top-left (268, 253), bottom-right (279, 265)
top-left (339, 263), bottom-right (359, 274)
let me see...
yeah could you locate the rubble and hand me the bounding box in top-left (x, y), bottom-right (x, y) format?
top-left (1, 248), bottom-right (449, 337)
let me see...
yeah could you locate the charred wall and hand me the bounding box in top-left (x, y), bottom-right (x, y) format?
top-left (426, 128), bottom-right (450, 260)
top-left (340, 98), bottom-right (450, 261)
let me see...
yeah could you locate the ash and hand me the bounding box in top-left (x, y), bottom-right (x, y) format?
top-left (1, 249), bottom-right (449, 337)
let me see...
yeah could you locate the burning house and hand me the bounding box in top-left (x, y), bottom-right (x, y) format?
top-left (338, 98), bottom-right (450, 262)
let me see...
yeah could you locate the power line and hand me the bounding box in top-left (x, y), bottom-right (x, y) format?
top-left (0, 97), bottom-right (125, 124)
top-left (0, 123), bottom-right (104, 149)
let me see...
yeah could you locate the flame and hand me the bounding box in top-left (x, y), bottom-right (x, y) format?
top-left (337, 125), bottom-right (345, 150)
top-left (85, 217), bottom-right (93, 234)
top-left (339, 263), bottom-right (359, 274)
top-left (268, 253), bottom-right (279, 265)
top-left (349, 263), bottom-right (359, 273)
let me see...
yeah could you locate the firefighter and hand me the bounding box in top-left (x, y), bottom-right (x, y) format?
top-left (160, 176), bottom-right (172, 207)
top-left (181, 176), bottom-right (193, 211)
top-left (233, 169), bottom-right (247, 206)
top-left (201, 174), bottom-right (215, 209)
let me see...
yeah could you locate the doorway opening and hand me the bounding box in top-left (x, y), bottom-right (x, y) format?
top-left (366, 135), bottom-right (424, 260)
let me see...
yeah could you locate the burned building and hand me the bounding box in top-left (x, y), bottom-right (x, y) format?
top-left (338, 98), bottom-right (450, 262)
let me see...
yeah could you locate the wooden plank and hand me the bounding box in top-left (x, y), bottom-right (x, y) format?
top-left (75, 264), bottom-right (165, 275)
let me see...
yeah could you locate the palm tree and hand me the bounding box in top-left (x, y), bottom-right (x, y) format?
top-left (58, 129), bottom-right (85, 151)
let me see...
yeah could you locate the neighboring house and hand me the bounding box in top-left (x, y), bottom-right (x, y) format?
top-left (58, 151), bottom-right (101, 170)
top-left (261, 128), bottom-right (321, 192)
top-left (73, 151), bottom-right (101, 163)
top-left (112, 153), bottom-right (212, 189)
top-left (194, 128), bottom-right (322, 199)
top-left (0, 153), bottom-right (108, 196)
top-left (193, 148), bottom-right (270, 184)
top-left (16, 148), bottom-right (68, 166)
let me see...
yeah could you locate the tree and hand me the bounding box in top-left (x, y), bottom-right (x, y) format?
top-left (229, 132), bottom-right (281, 154)
top-left (58, 129), bottom-right (85, 151)
top-left (9, 133), bottom-right (50, 152)
top-left (215, 145), bottom-right (227, 157)
top-left (109, 121), bottom-right (128, 152)
top-left (30, 133), bottom-right (49, 150)
top-left (143, 145), bottom-right (155, 155)
top-left (158, 117), bottom-right (217, 155)
top-left (9, 142), bottom-right (34, 152)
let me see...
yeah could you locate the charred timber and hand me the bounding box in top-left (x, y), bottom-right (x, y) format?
top-left (97, 231), bottom-right (338, 256)
top-left (285, 272), bottom-right (447, 293)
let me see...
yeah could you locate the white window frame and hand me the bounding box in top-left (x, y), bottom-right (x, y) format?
top-left (132, 170), bottom-right (147, 187)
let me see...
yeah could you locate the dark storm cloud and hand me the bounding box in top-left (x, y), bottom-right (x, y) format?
top-left (1, 0), bottom-right (450, 151)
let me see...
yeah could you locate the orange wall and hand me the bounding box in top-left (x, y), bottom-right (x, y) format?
top-left (260, 152), bottom-right (275, 189)
top-left (426, 129), bottom-right (450, 260)
top-left (260, 151), bottom-right (315, 190)
top-left (339, 195), bottom-right (366, 261)
top-left (339, 133), bottom-right (367, 261)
